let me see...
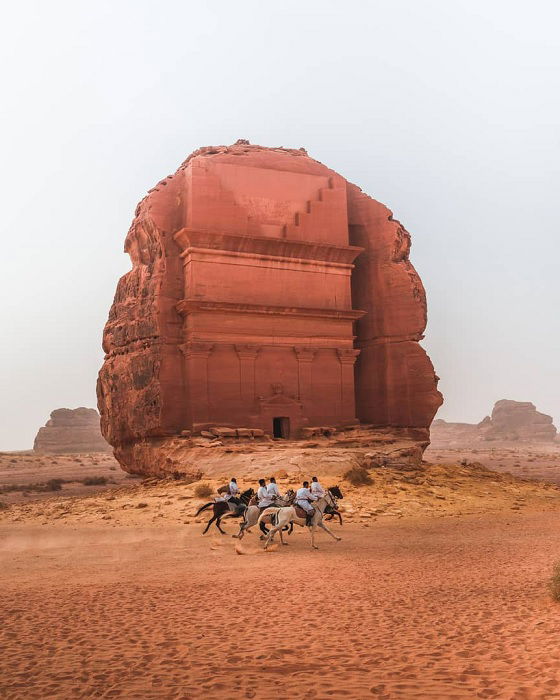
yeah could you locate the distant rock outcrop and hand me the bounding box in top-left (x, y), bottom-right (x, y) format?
top-left (33, 408), bottom-right (111, 454)
top-left (431, 400), bottom-right (557, 446)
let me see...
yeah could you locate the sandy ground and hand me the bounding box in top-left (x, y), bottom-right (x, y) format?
top-left (2, 453), bottom-right (560, 699)
top-left (0, 452), bottom-right (132, 505)
top-left (425, 443), bottom-right (560, 485)
top-left (3, 512), bottom-right (560, 699)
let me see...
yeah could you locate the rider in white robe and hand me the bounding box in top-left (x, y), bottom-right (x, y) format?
top-left (267, 477), bottom-right (280, 501)
top-left (310, 477), bottom-right (325, 498)
top-left (257, 479), bottom-right (274, 509)
top-left (224, 478), bottom-right (241, 507)
top-left (295, 482), bottom-right (318, 524)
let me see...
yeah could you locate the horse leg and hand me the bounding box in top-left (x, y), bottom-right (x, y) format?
top-left (216, 516), bottom-right (227, 535)
top-left (259, 518), bottom-right (270, 539)
top-left (336, 512), bottom-right (343, 526)
top-left (318, 520), bottom-right (341, 541)
top-left (264, 524), bottom-right (282, 550)
top-left (233, 521), bottom-right (245, 539)
top-left (203, 513), bottom-right (217, 534)
top-left (310, 524), bottom-right (318, 550)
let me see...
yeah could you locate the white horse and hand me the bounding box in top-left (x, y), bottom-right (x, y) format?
top-left (257, 487), bottom-right (343, 550)
top-left (232, 489), bottom-right (296, 540)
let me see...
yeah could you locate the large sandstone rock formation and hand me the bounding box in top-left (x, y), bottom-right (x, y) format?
top-left (431, 399), bottom-right (557, 446)
top-left (33, 408), bottom-right (111, 454)
top-left (97, 141), bottom-right (442, 476)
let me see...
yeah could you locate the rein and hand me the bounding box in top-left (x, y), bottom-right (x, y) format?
top-left (239, 489), bottom-right (254, 505)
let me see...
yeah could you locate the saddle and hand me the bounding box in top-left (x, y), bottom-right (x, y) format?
top-left (227, 501), bottom-right (244, 513)
top-left (295, 505), bottom-right (313, 519)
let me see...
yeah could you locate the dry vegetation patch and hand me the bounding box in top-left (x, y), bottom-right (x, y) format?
top-left (343, 463), bottom-right (373, 486)
top-left (194, 483), bottom-right (213, 499)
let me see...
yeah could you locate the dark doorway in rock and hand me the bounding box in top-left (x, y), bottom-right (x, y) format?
top-left (273, 417), bottom-right (290, 439)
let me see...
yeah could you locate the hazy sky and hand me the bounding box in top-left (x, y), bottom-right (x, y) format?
top-left (1, 0), bottom-right (559, 450)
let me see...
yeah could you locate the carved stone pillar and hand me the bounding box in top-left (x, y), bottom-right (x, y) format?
top-left (180, 342), bottom-right (214, 427)
top-left (294, 346), bottom-right (317, 407)
top-left (235, 344), bottom-right (260, 412)
top-left (336, 348), bottom-right (360, 422)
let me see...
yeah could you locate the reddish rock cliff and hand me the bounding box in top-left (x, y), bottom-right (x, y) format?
top-left (33, 408), bottom-right (111, 454)
top-left (97, 142), bottom-right (442, 475)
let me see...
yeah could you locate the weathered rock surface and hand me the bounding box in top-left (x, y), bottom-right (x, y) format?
top-left (431, 400), bottom-right (557, 446)
top-left (484, 400), bottom-right (557, 442)
top-left (33, 408), bottom-right (111, 454)
top-left (97, 141), bottom-right (442, 476)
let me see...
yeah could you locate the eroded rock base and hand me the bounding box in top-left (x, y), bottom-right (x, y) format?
top-left (112, 425), bottom-right (430, 480)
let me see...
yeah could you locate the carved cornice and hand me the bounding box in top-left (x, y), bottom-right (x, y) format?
top-left (173, 227), bottom-right (364, 266)
top-left (179, 341), bottom-right (214, 358)
top-left (336, 348), bottom-right (361, 365)
top-left (176, 299), bottom-right (366, 321)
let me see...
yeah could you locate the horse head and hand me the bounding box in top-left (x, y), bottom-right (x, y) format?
top-left (240, 488), bottom-right (254, 503)
top-left (328, 485), bottom-right (343, 500)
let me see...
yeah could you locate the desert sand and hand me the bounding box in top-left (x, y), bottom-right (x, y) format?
top-left (2, 452), bottom-right (560, 699)
top-left (425, 443), bottom-right (560, 486)
top-left (0, 451), bottom-right (131, 505)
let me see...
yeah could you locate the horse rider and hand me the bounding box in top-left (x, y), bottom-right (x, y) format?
top-left (295, 480), bottom-right (318, 526)
top-left (267, 476), bottom-right (280, 502)
top-left (310, 476), bottom-right (325, 498)
top-left (225, 477), bottom-right (241, 508)
top-left (257, 478), bottom-right (274, 510)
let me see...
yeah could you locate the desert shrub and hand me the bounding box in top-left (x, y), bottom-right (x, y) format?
top-left (343, 464), bottom-right (373, 487)
top-left (45, 478), bottom-right (64, 491)
top-left (82, 476), bottom-right (108, 486)
top-left (549, 561), bottom-right (560, 601)
top-left (194, 482), bottom-right (213, 499)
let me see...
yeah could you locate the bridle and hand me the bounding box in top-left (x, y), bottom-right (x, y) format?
top-left (239, 489), bottom-right (254, 505)
top-left (326, 489), bottom-right (338, 510)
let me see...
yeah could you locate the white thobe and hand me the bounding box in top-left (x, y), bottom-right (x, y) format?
top-left (267, 482), bottom-right (280, 499)
top-left (295, 487), bottom-right (317, 513)
top-left (257, 485), bottom-right (273, 508)
top-left (310, 481), bottom-right (325, 498)
top-left (225, 481), bottom-right (239, 501)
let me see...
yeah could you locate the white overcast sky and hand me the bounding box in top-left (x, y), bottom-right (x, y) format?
top-left (1, 0), bottom-right (558, 449)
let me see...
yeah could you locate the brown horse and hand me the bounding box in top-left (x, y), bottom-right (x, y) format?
top-left (195, 488), bottom-right (254, 534)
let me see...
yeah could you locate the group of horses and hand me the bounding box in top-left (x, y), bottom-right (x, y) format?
top-left (195, 484), bottom-right (344, 549)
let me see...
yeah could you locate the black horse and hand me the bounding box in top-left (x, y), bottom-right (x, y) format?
top-left (324, 485), bottom-right (344, 525)
top-left (195, 488), bottom-right (254, 534)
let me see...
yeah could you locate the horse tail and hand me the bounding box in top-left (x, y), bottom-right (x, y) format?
top-left (195, 502), bottom-right (213, 516)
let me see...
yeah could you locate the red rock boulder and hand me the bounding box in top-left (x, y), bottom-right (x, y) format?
top-left (33, 408), bottom-right (111, 454)
top-left (97, 142), bottom-right (442, 475)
